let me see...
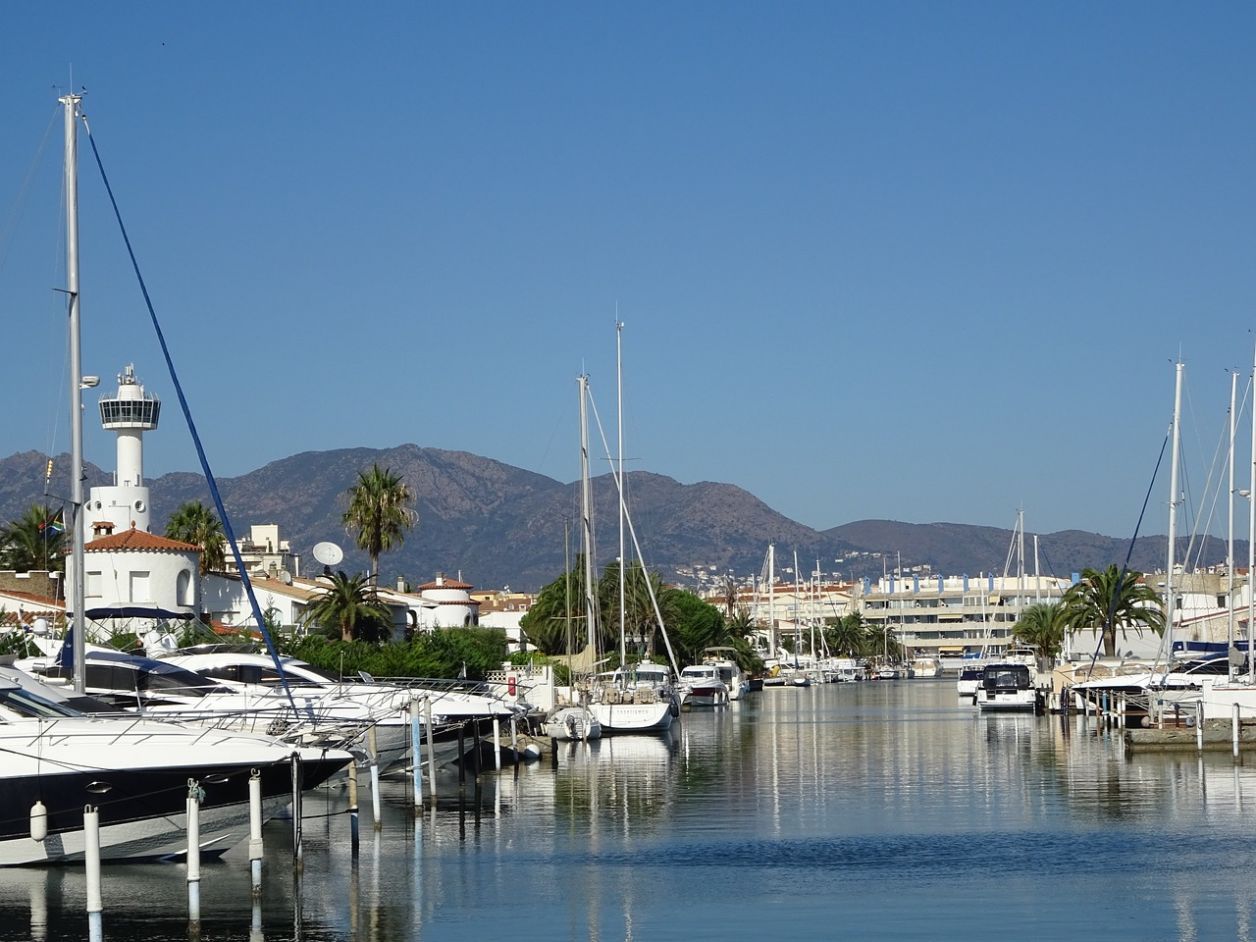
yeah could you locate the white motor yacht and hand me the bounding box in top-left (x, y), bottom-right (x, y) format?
top-left (678, 663), bottom-right (730, 707)
top-left (0, 672), bottom-right (350, 866)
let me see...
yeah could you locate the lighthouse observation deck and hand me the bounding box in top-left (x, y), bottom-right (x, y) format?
top-left (98, 364), bottom-right (160, 430)
top-left (99, 396), bottom-right (160, 428)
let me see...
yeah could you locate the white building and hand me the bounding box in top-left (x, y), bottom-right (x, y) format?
top-left (64, 366), bottom-right (203, 634)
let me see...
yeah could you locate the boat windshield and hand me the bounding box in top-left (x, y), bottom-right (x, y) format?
top-left (0, 685), bottom-right (81, 719)
top-left (982, 665), bottom-right (1031, 690)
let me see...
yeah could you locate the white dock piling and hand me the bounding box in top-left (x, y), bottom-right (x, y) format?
top-left (248, 770), bottom-right (264, 895)
top-left (510, 714), bottom-right (518, 756)
top-left (1197, 702), bottom-right (1205, 752)
top-left (84, 805), bottom-right (102, 942)
top-left (1234, 703), bottom-right (1242, 760)
top-left (493, 716), bottom-right (502, 771)
top-left (186, 779), bottom-right (201, 926)
top-left (368, 726), bottom-right (382, 830)
top-left (290, 753), bottom-right (304, 866)
top-left (411, 697), bottom-right (424, 812)
top-left (424, 697), bottom-right (437, 802)
top-left (348, 759), bottom-right (360, 856)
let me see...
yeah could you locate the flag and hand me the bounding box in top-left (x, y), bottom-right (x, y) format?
top-left (39, 509), bottom-right (65, 535)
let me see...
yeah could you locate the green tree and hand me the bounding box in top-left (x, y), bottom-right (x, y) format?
top-left (863, 621), bottom-right (902, 662)
top-left (725, 605), bottom-right (756, 639)
top-left (343, 464), bottom-right (417, 592)
top-left (165, 501), bottom-right (225, 575)
top-left (1013, 602), bottom-right (1068, 668)
top-left (665, 589), bottom-right (726, 665)
top-left (518, 557), bottom-right (593, 655)
top-left (1062, 565), bottom-right (1165, 658)
top-left (0, 504), bottom-right (65, 573)
top-left (304, 570), bottom-right (394, 643)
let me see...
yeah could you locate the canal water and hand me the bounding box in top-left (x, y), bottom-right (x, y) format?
top-left (3, 680), bottom-right (1255, 941)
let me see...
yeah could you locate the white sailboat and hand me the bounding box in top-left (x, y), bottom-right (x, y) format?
top-left (578, 360), bottom-right (674, 735)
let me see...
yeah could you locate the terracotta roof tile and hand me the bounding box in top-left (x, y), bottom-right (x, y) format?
top-left (86, 526), bottom-right (198, 553)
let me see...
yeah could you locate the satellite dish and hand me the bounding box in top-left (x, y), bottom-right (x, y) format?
top-left (312, 542), bottom-right (343, 567)
top-left (278, 569), bottom-right (293, 585)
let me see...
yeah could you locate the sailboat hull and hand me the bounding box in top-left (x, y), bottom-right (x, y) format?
top-left (589, 700), bottom-right (674, 734)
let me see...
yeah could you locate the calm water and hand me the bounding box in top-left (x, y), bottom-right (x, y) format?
top-left (4, 680), bottom-right (1256, 941)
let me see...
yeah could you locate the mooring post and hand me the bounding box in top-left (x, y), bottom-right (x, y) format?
top-left (424, 697), bottom-right (438, 803)
top-left (1196, 702), bottom-right (1205, 752)
top-left (457, 723), bottom-right (467, 786)
top-left (410, 696), bottom-right (424, 813)
top-left (368, 726), bottom-right (382, 831)
top-left (348, 758), bottom-right (360, 857)
top-left (492, 716), bottom-right (502, 772)
top-left (186, 778), bottom-right (202, 930)
top-left (84, 805), bottom-right (102, 942)
top-left (290, 752), bottom-right (304, 867)
top-left (1234, 702), bottom-right (1241, 761)
top-left (249, 770), bottom-right (264, 895)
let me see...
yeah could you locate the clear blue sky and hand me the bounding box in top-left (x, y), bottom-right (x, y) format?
top-left (1, 3), bottom-right (1253, 541)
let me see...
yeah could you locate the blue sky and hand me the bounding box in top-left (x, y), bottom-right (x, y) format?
top-left (1, 3), bottom-right (1253, 542)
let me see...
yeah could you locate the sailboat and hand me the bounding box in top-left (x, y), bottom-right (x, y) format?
top-left (577, 367), bottom-right (674, 735)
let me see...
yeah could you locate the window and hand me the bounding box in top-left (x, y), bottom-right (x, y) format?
top-left (177, 569), bottom-right (193, 607)
top-left (130, 571), bottom-right (151, 603)
top-left (86, 570), bottom-right (102, 598)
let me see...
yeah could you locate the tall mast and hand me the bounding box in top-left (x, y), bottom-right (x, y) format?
top-left (1248, 342), bottom-right (1255, 681)
top-left (1165, 360), bottom-right (1183, 661)
top-left (578, 374), bottom-right (596, 653)
top-left (60, 92), bottom-right (86, 696)
top-left (768, 543), bottom-right (776, 659)
top-left (1228, 370), bottom-right (1237, 681)
top-left (616, 321), bottom-right (627, 670)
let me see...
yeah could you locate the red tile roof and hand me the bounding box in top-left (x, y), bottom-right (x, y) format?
top-left (418, 578), bottom-right (473, 590)
top-left (86, 525), bottom-right (198, 553)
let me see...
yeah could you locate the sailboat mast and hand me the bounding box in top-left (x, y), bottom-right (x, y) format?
top-left (616, 321), bottom-right (627, 669)
top-left (1228, 370), bottom-right (1237, 681)
top-left (1248, 342), bottom-right (1255, 680)
top-left (1166, 360), bottom-right (1183, 660)
top-left (60, 92), bottom-right (87, 696)
top-left (579, 374), bottom-right (597, 652)
top-left (768, 543), bottom-right (776, 659)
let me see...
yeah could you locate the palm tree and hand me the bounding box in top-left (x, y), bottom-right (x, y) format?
top-left (0, 504), bottom-right (65, 573)
top-left (825, 613), bottom-right (866, 658)
top-left (343, 465), bottom-right (417, 591)
top-left (165, 501), bottom-right (226, 575)
top-left (304, 570), bottom-right (393, 643)
top-left (1013, 602), bottom-right (1068, 669)
top-left (1062, 565), bottom-right (1165, 658)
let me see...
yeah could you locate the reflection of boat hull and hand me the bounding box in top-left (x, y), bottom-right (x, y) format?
top-left (589, 700), bottom-right (674, 734)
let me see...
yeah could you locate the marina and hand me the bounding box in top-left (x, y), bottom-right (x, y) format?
top-left (5, 680), bottom-right (1256, 940)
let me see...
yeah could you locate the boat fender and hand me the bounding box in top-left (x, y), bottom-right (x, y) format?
top-left (30, 801), bottom-right (47, 842)
top-left (508, 675), bottom-right (517, 697)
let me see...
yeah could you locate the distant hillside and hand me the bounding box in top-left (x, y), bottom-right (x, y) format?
top-left (0, 448), bottom-right (1240, 591)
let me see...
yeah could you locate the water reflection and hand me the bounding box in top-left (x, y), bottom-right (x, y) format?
top-left (4, 682), bottom-right (1256, 939)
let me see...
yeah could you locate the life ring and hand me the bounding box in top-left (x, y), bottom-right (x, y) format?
top-left (508, 675), bottom-right (517, 697)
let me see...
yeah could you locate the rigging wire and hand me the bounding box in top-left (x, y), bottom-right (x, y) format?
top-left (1083, 429), bottom-right (1170, 677)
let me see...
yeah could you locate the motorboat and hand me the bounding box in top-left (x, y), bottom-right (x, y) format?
top-left (0, 672), bottom-right (349, 866)
top-left (703, 647), bottom-right (750, 700)
top-left (678, 664), bottom-right (730, 707)
top-left (543, 704), bottom-right (601, 741)
top-left (976, 663), bottom-right (1041, 713)
top-left (957, 664), bottom-right (985, 703)
top-left (159, 649), bottom-right (525, 768)
top-left (910, 657), bottom-right (941, 679)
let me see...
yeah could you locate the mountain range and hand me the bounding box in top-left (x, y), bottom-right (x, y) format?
top-left (0, 446), bottom-right (1238, 593)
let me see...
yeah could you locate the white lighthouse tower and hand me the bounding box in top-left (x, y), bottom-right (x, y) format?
top-left (84, 364), bottom-right (162, 534)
